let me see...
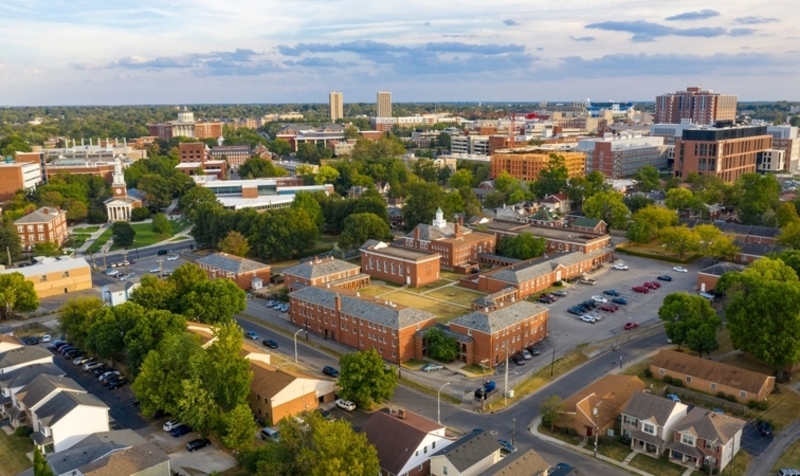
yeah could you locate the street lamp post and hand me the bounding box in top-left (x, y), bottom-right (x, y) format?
top-left (504, 345), bottom-right (510, 406)
top-left (592, 403), bottom-right (602, 458)
top-left (293, 329), bottom-right (303, 363)
top-left (437, 382), bottom-right (450, 424)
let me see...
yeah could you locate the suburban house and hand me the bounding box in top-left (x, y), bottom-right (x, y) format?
top-left (444, 301), bottom-right (548, 367)
top-left (9, 374), bottom-right (86, 430)
top-left (666, 408), bottom-right (746, 472)
top-left (429, 430), bottom-right (504, 476)
top-left (402, 209), bottom-right (496, 273)
top-left (0, 334), bottom-right (24, 353)
top-left (282, 256), bottom-right (369, 292)
top-left (650, 350), bottom-right (775, 403)
top-left (289, 286), bottom-right (438, 363)
top-left (620, 392), bottom-right (689, 457)
top-left (361, 408), bottom-right (453, 476)
top-left (0, 257), bottom-right (92, 299)
top-left (0, 363), bottom-right (63, 417)
top-left (0, 346), bottom-right (53, 374)
top-left (248, 359), bottom-right (336, 425)
top-left (20, 429), bottom-right (170, 476)
top-left (541, 193), bottom-right (571, 214)
top-left (561, 375), bottom-right (646, 437)
top-left (360, 240), bottom-right (442, 288)
top-left (31, 391), bottom-right (110, 453)
top-left (196, 253), bottom-right (272, 290)
top-left (101, 281), bottom-right (141, 307)
top-left (476, 449), bottom-right (551, 476)
top-left (696, 262), bottom-right (746, 293)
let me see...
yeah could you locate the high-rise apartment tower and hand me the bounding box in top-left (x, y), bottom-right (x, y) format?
top-left (655, 87), bottom-right (737, 125)
top-left (377, 91), bottom-right (392, 118)
top-left (329, 91), bottom-right (344, 121)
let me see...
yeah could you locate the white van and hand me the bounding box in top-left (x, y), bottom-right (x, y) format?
top-left (260, 427), bottom-right (280, 442)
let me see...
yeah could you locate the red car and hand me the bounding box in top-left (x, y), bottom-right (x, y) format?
top-left (632, 286), bottom-right (649, 293)
top-left (644, 281), bottom-right (660, 289)
top-left (599, 303), bottom-right (618, 312)
top-left (623, 322), bottom-right (640, 330)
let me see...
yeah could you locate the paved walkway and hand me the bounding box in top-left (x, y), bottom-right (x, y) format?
top-left (73, 224), bottom-right (111, 253)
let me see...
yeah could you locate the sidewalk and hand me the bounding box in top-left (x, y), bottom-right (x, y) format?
top-left (73, 224), bottom-right (111, 254)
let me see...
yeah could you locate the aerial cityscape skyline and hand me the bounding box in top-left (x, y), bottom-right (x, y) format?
top-left (2, 1), bottom-right (799, 105)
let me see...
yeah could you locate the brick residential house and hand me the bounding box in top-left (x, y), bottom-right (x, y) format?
top-left (14, 207), bottom-right (68, 251)
top-left (696, 262), bottom-right (745, 293)
top-left (361, 408), bottom-right (453, 476)
top-left (561, 375), bottom-right (646, 437)
top-left (445, 301), bottom-right (548, 367)
top-left (620, 392), bottom-right (689, 458)
top-left (666, 408), bottom-right (746, 472)
top-left (196, 253), bottom-right (271, 290)
top-left (248, 360), bottom-right (336, 425)
top-left (289, 286), bottom-right (437, 363)
top-left (360, 240), bottom-right (442, 287)
top-left (650, 350), bottom-right (775, 403)
top-left (282, 257), bottom-right (368, 292)
top-left (401, 209), bottom-right (495, 272)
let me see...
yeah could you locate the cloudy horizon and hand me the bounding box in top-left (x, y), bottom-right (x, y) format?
top-left (1, 0), bottom-right (798, 106)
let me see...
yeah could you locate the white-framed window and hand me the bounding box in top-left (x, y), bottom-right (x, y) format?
top-left (643, 422), bottom-right (655, 435)
top-left (659, 368), bottom-right (665, 375)
top-left (623, 415), bottom-right (638, 426)
top-left (710, 383), bottom-right (717, 390)
top-left (681, 434), bottom-right (695, 446)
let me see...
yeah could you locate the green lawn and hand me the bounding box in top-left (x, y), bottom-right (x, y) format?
top-left (537, 425), bottom-right (581, 446)
top-left (86, 228), bottom-right (113, 253)
top-left (110, 220), bottom-right (189, 250)
top-left (461, 364), bottom-right (491, 377)
top-left (773, 438), bottom-right (800, 473)
top-left (628, 453), bottom-right (686, 476)
top-left (378, 290), bottom-right (467, 322)
top-left (424, 287), bottom-right (484, 304)
top-left (0, 429), bottom-right (33, 476)
top-left (67, 233), bottom-right (91, 249)
top-left (721, 450), bottom-right (750, 476)
top-left (72, 226), bottom-right (100, 233)
top-left (596, 439), bottom-right (633, 462)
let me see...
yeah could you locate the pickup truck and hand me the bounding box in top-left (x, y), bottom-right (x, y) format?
top-left (579, 277), bottom-right (597, 285)
top-left (474, 380), bottom-right (497, 399)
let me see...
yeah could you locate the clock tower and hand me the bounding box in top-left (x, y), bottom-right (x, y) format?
top-left (111, 157), bottom-right (127, 199)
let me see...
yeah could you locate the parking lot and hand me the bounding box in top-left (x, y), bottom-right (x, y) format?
top-left (91, 253), bottom-right (189, 288)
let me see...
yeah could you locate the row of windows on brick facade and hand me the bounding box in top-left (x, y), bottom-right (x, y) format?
top-left (17, 224), bottom-right (54, 233)
top-left (549, 241), bottom-right (586, 252)
top-left (492, 327), bottom-right (545, 350)
top-left (39, 271), bottom-right (70, 282)
top-left (296, 307), bottom-right (398, 336)
top-left (657, 368), bottom-right (748, 399)
top-left (21, 234), bottom-right (47, 242)
top-left (367, 258), bottom-right (411, 276)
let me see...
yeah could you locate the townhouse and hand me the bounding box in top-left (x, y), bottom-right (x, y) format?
top-left (429, 430), bottom-right (504, 476)
top-left (666, 409), bottom-right (746, 472)
top-left (248, 360), bottom-right (336, 425)
top-left (620, 392), bottom-right (689, 457)
top-left (561, 375), bottom-right (646, 437)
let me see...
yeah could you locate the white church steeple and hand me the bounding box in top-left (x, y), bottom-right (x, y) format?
top-left (432, 207), bottom-right (447, 228)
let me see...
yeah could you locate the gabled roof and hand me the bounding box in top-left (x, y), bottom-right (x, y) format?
top-left (672, 407), bottom-right (746, 444)
top-left (196, 253), bottom-right (270, 274)
top-left (450, 301), bottom-right (547, 334)
top-left (14, 207), bottom-right (65, 224)
top-left (0, 334), bottom-right (24, 347)
top-left (698, 262), bottom-right (745, 277)
top-left (622, 392), bottom-right (686, 426)
top-left (529, 208), bottom-right (560, 222)
top-left (47, 429), bottom-right (148, 475)
top-left (488, 248), bottom-right (611, 285)
top-left (18, 374), bottom-right (85, 409)
top-left (0, 345), bottom-right (52, 370)
top-left (249, 360), bottom-right (302, 400)
top-left (476, 448), bottom-right (550, 476)
top-left (563, 375), bottom-right (645, 429)
top-left (430, 431), bottom-right (502, 472)
top-left (651, 350), bottom-right (775, 395)
top-left (361, 409), bottom-right (447, 475)
top-left (79, 441), bottom-right (170, 476)
top-left (571, 217), bottom-right (604, 228)
top-left (35, 391), bottom-right (108, 427)
top-left (0, 363), bottom-right (63, 390)
top-left (282, 258), bottom-right (360, 280)
top-left (734, 241), bottom-right (785, 257)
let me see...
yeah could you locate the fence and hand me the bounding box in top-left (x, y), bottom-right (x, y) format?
top-left (581, 319), bottom-right (665, 358)
top-left (661, 384), bottom-right (749, 416)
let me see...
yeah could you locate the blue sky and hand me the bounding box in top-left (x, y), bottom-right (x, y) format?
top-left (1, 0), bottom-right (798, 105)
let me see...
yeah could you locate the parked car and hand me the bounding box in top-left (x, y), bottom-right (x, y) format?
top-left (567, 307), bottom-right (583, 316)
top-left (528, 346), bottom-right (542, 356)
top-left (74, 356), bottom-right (94, 365)
top-left (93, 366), bottom-right (109, 376)
top-left (83, 362), bottom-right (103, 372)
top-left (602, 290), bottom-right (620, 297)
top-left (623, 322), bottom-right (640, 330)
top-left (262, 339), bottom-right (278, 349)
top-left (632, 286), bottom-right (649, 294)
top-left (260, 427), bottom-right (280, 442)
top-left (673, 266), bottom-right (688, 273)
top-left (666, 394), bottom-right (681, 403)
top-left (645, 281), bottom-right (661, 289)
top-left (580, 315), bottom-right (596, 324)
top-left (612, 263), bottom-right (629, 271)
top-left (581, 300), bottom-right (597, 309)
top-left (108, 377), bottom-right (129, 390)
top-left (512, 354), bottom-right (525, 365)
top-left (756, 420), bottom-right (773, 437)
top-left (186, 438), bottom-right (211, 452)
top-left (611, 297), bottom-right (628, 305)
top-left (170, 424), bottom-right (192, 437)
top-left (599, 304), bottom-right (618, 312)
top-left (336, 399), bottom-right (356, 411)
top-left (316, 408), bottom-right (335, 422)
top-left (245, 331), bottom-right (259, 340)
top-left (579, 278), bottom-right (597, 285)
top-left (498, 439), bottom-right (517, 453)
top-left (167, 255), bottom-right (179, 261)
top-left (157, 249), bottom-right (168, 256)
top-left (590, 313), bottom-right (603, 322)
top-left (149, 267), bottom-right (161, 273)
top-left (521, 349), bottom-right (532, 360)
top-left (656, 275), bottom-right (672, 282)
top-left (421, 363), bottom-right (444, 372)
top-left (163, 419), bottom-right (181, 432)
top-left (41, 334), bottom-right (51, 343)
top-left (322, 366), bottom-right (339, 377)
top-left (99, 371), bottom-right (120, 382)
top-left (552, 290), bottom-right (568, 297)
top-left (105, 269), bottom-right (120, 277)
top-left (475, 381), bottom-right (497, 399)
top-left (64, 349), bottom-right (81, 359)
top-left (591, 295), bottom-right (608, 304)
top-left (538, 296), bottom-right (554, 304)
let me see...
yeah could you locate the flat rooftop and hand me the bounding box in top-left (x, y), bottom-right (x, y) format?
top-left (486, 222), bottom-right (606, 243)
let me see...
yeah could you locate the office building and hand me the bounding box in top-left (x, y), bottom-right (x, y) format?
top-left (329, 91), bottom-right (344, 121)
top-left (377, 91), bottom-right (392, 118)
top-left (490, 146), bottom-right (586, 181)
top-left (194, 177), bottom-right (333, 211)
top-left (209, 145), bottom-right (251, 169)
top-left (0, 161), bottom-right (42, 202)
top-left (655, 87), bottom-right (737, 125)
top-left (451, 135), bottom-right (491, 156)
top-left (147, 108), bottom-right (223, 140)
top-left (673, 125), bottom-right (773, 182)
top-left (175, 142), bottom-right (227, 179)
top-left (767, 126), bottom-right (800, 172)
top-left (14, 207), bottom-right (68, 251)
top-left (578, 133), bottom-right (669, 178)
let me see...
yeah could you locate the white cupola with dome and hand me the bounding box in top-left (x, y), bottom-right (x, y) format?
top-left (432, 207), bottom-right (447, 228)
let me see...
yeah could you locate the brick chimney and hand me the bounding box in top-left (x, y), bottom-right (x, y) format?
top-left (334, 294), bottom-right (341, 312)
top-left (414, 227), bottom-right (420, 240)
top-left (457, 215), bottom-right (464, 226)
top-left (454, 223), bottom-right (462, 238)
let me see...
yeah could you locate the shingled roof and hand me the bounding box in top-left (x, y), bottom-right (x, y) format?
top-left (283, 258), bottom-right (360, 280)
top-left (14, 207), bottom-right (64, 224)
top-left (476, 448), bottom-right (550, 476)
top-left (17, 374), bottom-right (85, 409)
top-left (80, 441), bottom-right (170, 476)
top-left (362, 409), bottom-right (448, 475)
top-left (197, 253), bottom-right (270, 274)
top-left (651, 350), bottom-right (775, 395)
top-left (672, 407), bottom-right (746, 444)
top-left (430, 431), bottom-right (502, 472)
top-left (0, 363), bottom-right (63, 390)
top-left (622, 392), bottom-right (686, 427)
top-left (0, 345), bottom-right (52, 370)
top-left (35, 391), bottom-right (108, 427)
top-left (450, 301), bottom-right (547, 334)
top-left (489, 248), bottom-right (610, 285)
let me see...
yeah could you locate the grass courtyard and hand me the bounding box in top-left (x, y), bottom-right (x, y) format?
top-left (367, 289), bottom-right (467, 321)
top-left (0, 429), bottom-right (33, 476)
top-left (110, 220), bottom-right (189, 250)
top-left (86, 228), bottom-right (113, 253)
top-left (424, 286), bottom-right (483, 305)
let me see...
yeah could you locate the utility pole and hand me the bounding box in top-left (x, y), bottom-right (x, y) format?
top-left (122, 250), bottom-right (129, 276)
top-left (102, 251), bottom-right (107, 269)
top-left (504, 344), bottom-right (510, 407)
top-left (156, 258), bottom-right (164, 279)
top-left (6, 247), bottom-right (11, 268)
top-left (512, 418), bottom-right (516, 446)
top-left (550, 345), bottom-right (556, 377)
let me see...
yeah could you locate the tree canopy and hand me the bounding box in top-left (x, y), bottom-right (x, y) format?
top-left (582, 191), bottom-right (630, 230)
top-left (338, 349), bottom-right (398, 407)
top-left (496, 233), bottom-right (547, 260)
top-left (658, 292), bottom-right (721, 357)
top-left (338, 213), bottom-right (392, 250)
top-left (0, 272), bottom-right (39, 318)
top-left (111, 221), bottom-right (136, 247)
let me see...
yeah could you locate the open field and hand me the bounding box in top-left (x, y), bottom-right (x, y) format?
top-left (73, 226), bottom-right (100, 233)
top-left (709, 328), bottom-right (735, 356)
top-left (0, 430), bottom-right (33, 476)
top-left (439, 270), bottom-right (465, 281)
top-left (68, 233), bottom-right (91, 249)
top-left (377, 290), bottom-right (467, 321)
top-left (357, 284), bottom-right (396, 297)
top-left (111, 220), bottom-right (189, 250)
top-left (425, 287), bottom-right (484, 305)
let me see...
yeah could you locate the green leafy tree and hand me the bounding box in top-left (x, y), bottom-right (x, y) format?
top-left (779, 221), bottom-right (800, 250)
top-left (86, 303), bottom-right (140, 359)
top-left (338, 348), bottom-right (398, 407)
top-left (694, 224), bottom-right (739, 260)
top-left (218, 230), bottom-right (250, 256)
top-left (540, 395), bottom-right (566, 432)
top-left (252, 208), bottom-right (320, 260)
top-left (735, 173), bottom-right (781, 225)
top-left (448, 169), bottom-right (474, 190)
top-left (292, 191), bottom-right (324, 232)
top-left (582, 191), bottom-right (630, 230)
top-left (124, 308), bottom-right (186, 377)
top-left (182, 279), bottom-right (246, 325)
top-left (424, 328), bottom-right (459, 362)
top-left (130, 274), bottom-right (177, 310)
top-left (0, 221), bottom-right (22, 266)
top-left (151, 213), bottom-right (171, 236)
top-left (314, 165), bottom-right (340, 185)
top-left (626, 221), bottom-right (651, 245)
top-left (111, 221), bottom-right (136, 247)
top-left (664, 177), bottom-right (682, 191)
top-left (168, 263), bottom-right (209, 299)
top-left (496, 233), bottom-right (547, 260)
top-left (33, 446), bottom-right (54, 476)
top-left (32, 241), bottom-right (61, 257)
top-left (0, 133), bottom-right (31, 157)
top-left (138, 174), bottom-right (173, 210)
top-left (59, 296), bottom-right (103, 347)
top-left (531, 154), bottom-right (569, 198)
top-left (65, 199), bottom-right (89, 223)
top-left (401, 182), bottom-right (445, 231)
top-left (660, 226), bottom-right (701, 259)
top-left (338, 213), bottom-right (392, 250)
top-left (268, 139), bottom-right (291, 157)
top-left (222, 403), bottom-right (258, 452)
top-left (130, 207), bottom-right (151, 222)
top-left (658, 293), bottom-right (722, 356)
top-left (722, 258), bottom-right (800, 380)
top-left (178, 186), bottom-right (219, 222)
top-left (239, 157), bottom-right (288, 179)
top-left (775, 250), bottom-right (800, 276)
top-left (626, 205), bottom-right (678, 243)
top-left (624, 195), bottom-right (655, 214)
top-left (664, 188), bottom-right (696, 211)
top-left (776, 202), bottom-right (800, 228)
top-left (633, 165), bottom-right (661, 192)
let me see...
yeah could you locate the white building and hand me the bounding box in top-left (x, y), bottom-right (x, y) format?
top-left (103, 157), bottom-right (144, 222)
top-left (101, 281), bottom-right (141, 307)
top-left (0, 161), bottom-right (41, 194)
top-left (451, 135), bottom-right (490, 155)
top-left (757, 149), bottom-right (787, 173)
top-left (31, 390), bottom-right (109, 453)
top-left (194, 178), bottom-right (334, 212)
top-left (767, 126), bottom-right (800, 172)
top-left (578, 133), bottom-right (669, 178)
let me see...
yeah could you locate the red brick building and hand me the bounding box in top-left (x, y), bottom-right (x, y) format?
top-left (483, 220), bottom-right (611, 256)
top-left (196, 253), bottom-right (271, 290)
top-left (289, 286), bottom-right (437, 363)
top-left (445, 301), bottom-right (548, 367)
top-left (401, 209), bottom-right (495, 272)
top-left (176, 143), bottom-right (227, 179)
top-left (14, 207), bottom-right (69, 251)
top-left (673, 125), bottom-right (773, 183)
top-left (282, 257), bottom-right (368, 292)
top-left (210, 145), bottom-right (252, 169)
top-left (360, 240), bottom-right (441, 287)
top-left (696, 262), bottom-right (745, 293)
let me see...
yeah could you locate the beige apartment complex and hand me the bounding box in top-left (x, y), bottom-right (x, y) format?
top-left (673, 125), bottom-right (773, 183)
top-left (377, 91), bottom-right (392, 118)
top-left (329, 91), bottom-right (344, 121)
top-left (490, 147), bottom-right (586, 181)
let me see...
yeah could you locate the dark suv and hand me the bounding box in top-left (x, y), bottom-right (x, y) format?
top-left (756, 420), bottom-right (773, 437)
top-left (322, 366), bottom-right (339, 377)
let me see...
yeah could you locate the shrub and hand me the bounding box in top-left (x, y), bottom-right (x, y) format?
top-left (747, 400), bottom-right (759, 409)
top-left (643, 369), bottom-right (653, 378)
top-left (672, 379), bottom-right (683, 388)
top-left (717, 391), bottom-right (726, 399)
top-left (567, 427), bottom-right (577, 437)
top-left (131, 207), bottom-right (151, 222)
top-left (561, 426), bottom-right (569, 435)
top-left (757, 401), bottom-right (769, 411)
top-left (553, 280), bottom-right (563, 287)
top-left (663, 375), bottom-right (673, 384)
top-left (14, 426), bottom-right (32, 437)
top-left (726, 394), bottom-right (737, 402)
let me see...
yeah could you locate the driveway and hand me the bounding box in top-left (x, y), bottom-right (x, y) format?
top-left (740, 420), bottom-right (774, 457)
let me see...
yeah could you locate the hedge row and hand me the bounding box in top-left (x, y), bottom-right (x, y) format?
top-left (615, 246), bottom-right (702, 264)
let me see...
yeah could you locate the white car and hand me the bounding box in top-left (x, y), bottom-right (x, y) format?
top-left (591, 295), bottom-right (608, 304)
top-left (41, 334), bottom-right (51, 343)
top-left (105, 269), bottom-right (120, 277)
top-left (673, 266), bottom-right (688, 273)
top-left (335, 399), bottom-right (356, 411)
top-left (167, 255), bottom-right (179, 261)
top-left (590, 313), bottom-right (603, 322)
top-left (163, 419), bottom-right (181, 432)
top-left (580, 315), bottom-right (596, 324)
top-left (612, 263), bottom-right (629, 271)
top-left (150, 267), bottom-right (161, 273)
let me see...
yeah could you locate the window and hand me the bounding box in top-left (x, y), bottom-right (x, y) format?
top-left (643, 422), bottom-right (655, 435)
top-left (681, 434), bottom-right (695, 446)
top-left (623, 415), bottom-right (638, 426)
top-left (443, 466), bottom-right (448, 476)
top-left (740, 390), bottom-right (747, 398)
top-left (685, 376), bottom-right (692, 383)
top-left (39, 275), bottom-right (47, 282)
top-left (432, 441), bottom-right (436, 449)
top-left (710, 383), bottom-right (717, 390)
